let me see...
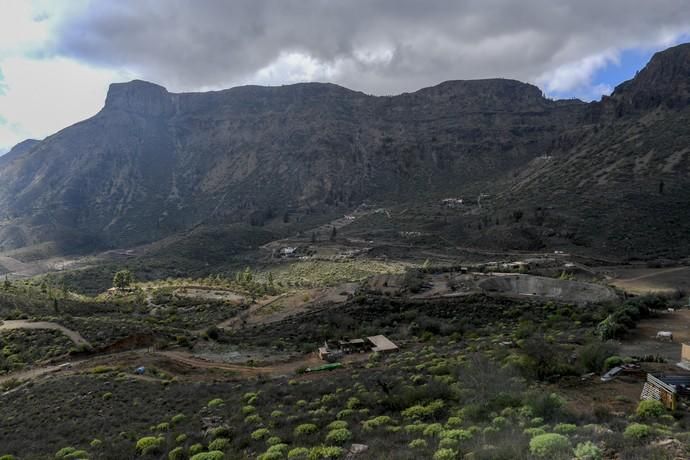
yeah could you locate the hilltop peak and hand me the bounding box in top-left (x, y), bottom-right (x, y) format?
top-left (104, 80), bottom-right (174, 116)
top-left (610, 42), bottom-right (690, 110)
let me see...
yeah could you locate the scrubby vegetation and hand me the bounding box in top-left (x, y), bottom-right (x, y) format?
top-left (0, 238), bottom-right (686, 460)
top-left (0, 329), bottom-right (74, 374)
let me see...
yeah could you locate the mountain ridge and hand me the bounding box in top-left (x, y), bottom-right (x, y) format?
top-left (1, 43), bottom-right (689, 259)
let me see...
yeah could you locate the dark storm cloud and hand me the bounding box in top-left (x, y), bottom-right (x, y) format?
top-left (53, 0), bottom-right (690, 95)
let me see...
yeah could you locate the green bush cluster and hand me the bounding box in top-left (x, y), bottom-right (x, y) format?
top-left (135, 437), bottom-right (163, 455)
top-left (635, 400), bottom-right (665, 418)
top-left (624, 423), bottom-right (652, 440)
top-left (529, 433), bottom-right (571, 458)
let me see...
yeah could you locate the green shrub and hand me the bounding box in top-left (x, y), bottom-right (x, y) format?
top-left (209, 426), bottom-right (230, 439)
top-left (423, 423), bottom-right (443, 437)
top-left (433, 448), bottom-right (457, 460)
top-left (409, 439), bottom-right (428, 449)
top-left (438, 438), bottom-right (459, 449)
top-left (404, 423), bottom-right (428, 433)
top-left (266, 436), bottom-right (282, 446)
top-left (524, 427), bottom-right (546, 437)
top-left (491, 416), bottom-right (507, 428)
top-left (63, 451), bottom-right (89, 460)
top-left (0, 455), bottom-right (17, 460)
top-left (636, 400), bottom-right (665, 418)
top-left (190, 452), bottom-right (224, 460)
top-left (257, 452), bottom-right (283, 460)
top-left (439, 429), bottom-right (471, 441)
top-left (270, 410), bottom-right (285, 418)
top-left (242, 405), bottom-right (256, 415)
top-left (306, 446), bottom-right (343, 460)
top-left (171, 413), bottom-right (186, 424)
top-left (526, 392), bottom-right (565, 420)
top-left (362, 416), bottom-right (393, 431)
top-left (156, 422), bottom-right (170, 431)
top-left (529, 433), bottom-right (571, 458)
top-left (287, 447), bottom-right (309, 459)
top-left (135, 436), bottom-right (163, 455)
top-left (294, 423), bottom-right (318, 437)
top-left (401, 400), bottom-right (445, 419)
top-left (603, 356), bottom-right (624, 371)
top-left (553, 423), bottom-right (577, 435)
top-left (56, 447), bottom-right (77, 458)
top-left (624, 423), bottom-right (652, 440)
top-left (207, 398), bottom-right (224, 408)
top-left (257, 443), bottom-right (289, 460)
top-left (252, 428), bottom-right (271, 440)
top-left (89, 439), bottom-right (102, 448)
top-left (579, 342), bottom-right (618, 373)
top-left (445, 416), bottom-right (462, 427)
top-left (175, 434), bottom-right (188, 444)
top-left (244, 414), bottom-right (263, 424)
top-left (208, 438), bottom-right (229, 450)
top-left (325, 428), bottom-right (351, 445)
top-left (336, 409), bottom-right (354, 419)
top-left (573, 441), bottom-right (602, 460)
top-left (326, 420), bottom-right (348, 430)
top-left (189, 444), bottom-right (204, 455)
top-left (168, 447), bottom-right (185, 460)
top-left (102, 392), bottom-right (112, 400)
top-left (267, 443), bottom-right (289, 455)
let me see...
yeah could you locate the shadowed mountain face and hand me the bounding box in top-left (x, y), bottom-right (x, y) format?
top-left (0, 43), bottom-right (689, 259)
top-left (496, 43), bottom-right (690, 259)
top-left (0, 77), bottom-right (583, 252)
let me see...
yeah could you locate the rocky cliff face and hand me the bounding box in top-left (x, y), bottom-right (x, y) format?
top-left (497, 44), bottom-right (690, 258)
top-left (1, 43), bottom-right (689, 258)
top-left (0, 77), bottom-right (583, 252)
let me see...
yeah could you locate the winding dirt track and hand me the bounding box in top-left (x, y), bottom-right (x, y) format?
top-left (617, 266), bottom-right (689, 283)
top-left (154, 350), bottom-right (322, 376)
top-left (0, 320), bottom-right (91, 347)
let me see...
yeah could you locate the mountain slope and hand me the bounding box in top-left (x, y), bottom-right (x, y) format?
top-left (494, 43), bottom-right (690, 259)
top-left (0, 78), bottom-right (583, 253)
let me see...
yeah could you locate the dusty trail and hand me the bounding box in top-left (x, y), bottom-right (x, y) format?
top-left (0, 363), bottom-right (71, 386)
top-left (154, 350), bottom-right (322, 376)
top-left (0, 320), bottom-right (91, 347)
top-left (617, 266), bottom-right (689, 282)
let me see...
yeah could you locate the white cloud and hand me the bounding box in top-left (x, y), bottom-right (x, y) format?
top-left (536, 51), bottom-right (618, 98)
top-left (253, 52), bottom-right (341, 87)
top-left (0, 0), bottom-right (126, 152)
top-left (2, 0), bottom-right (690, 150)
top-left (0, 56), bottom-right (128, 151)
top-left (0, 0), bottom-right (50, 56)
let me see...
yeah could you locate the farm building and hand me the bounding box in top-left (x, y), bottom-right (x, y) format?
top-left (641, 373), bottom-right (690, 410)
top-left (367, 335), bottom-right (399, 353)
top-left (318, 335), bottom-right (398, 360)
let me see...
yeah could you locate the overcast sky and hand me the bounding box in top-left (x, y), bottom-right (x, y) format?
top-left (1, 0), bottom-right (690, 153)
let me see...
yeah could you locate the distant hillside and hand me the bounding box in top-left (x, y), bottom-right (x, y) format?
top-left (1, 43), bottom-right (689, 260)
top-left (491, 43), bottom-right (690, 259)
top-left (0, 77), bottom-right (582, 253)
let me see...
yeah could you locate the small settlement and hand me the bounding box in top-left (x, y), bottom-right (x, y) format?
top-left (318, 335), bottom-right (399, 362)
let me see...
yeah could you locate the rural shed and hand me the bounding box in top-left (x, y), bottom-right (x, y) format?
top-left (367, 335), bottom-right (399, 353)
top-left (641, 373), bottom-right (690, 410)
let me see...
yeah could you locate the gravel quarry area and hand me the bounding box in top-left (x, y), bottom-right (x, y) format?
top-left (478, 274), bottom-right (618, 305)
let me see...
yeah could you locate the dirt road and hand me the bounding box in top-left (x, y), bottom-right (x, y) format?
top-left (608, 266), bottom-right (690, 295)
top-left (0, 320), bottom-right (91, 347)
